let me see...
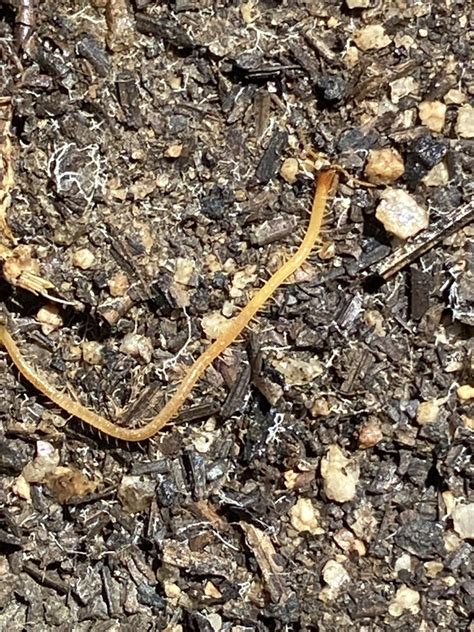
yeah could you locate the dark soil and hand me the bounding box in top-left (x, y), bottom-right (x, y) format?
top-left (0, 1), bottom-right (472, 630)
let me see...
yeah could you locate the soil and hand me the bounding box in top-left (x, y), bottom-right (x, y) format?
top-left (0, 1), bottom-right (473, 631)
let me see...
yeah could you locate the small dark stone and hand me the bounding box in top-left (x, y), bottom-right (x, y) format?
top-left (156, 476), bottom-right (179, 507)
top-left (136, 583), bottom-right (166, 609)
top-left (200, 185), bottom-right (235, 219)
top-left (76, 35), bottom-right (110, 77)
top-left (0, 441), bottom-right (31, 474)
top-left (406, 457), bottom-right (432, 487)
top-left (315, 75), bottom-right (346, 103)
top-left (404, 135), bottom-right (447, 186)
top-left (395, 513), bottom-right (445, 559)
top-left (337, 128), bottom-right (378, 152)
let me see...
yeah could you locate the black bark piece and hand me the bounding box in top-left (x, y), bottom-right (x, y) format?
top-left (76, 35), bottom-right (111, 77)
top-left (255, 130), bottom-right (288, 184)
top-left (410, 265), bottom-right (431, 320)
top-left (135, 13), bottom-right (194, 49)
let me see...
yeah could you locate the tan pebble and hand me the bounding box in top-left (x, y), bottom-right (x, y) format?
top-left (457, 384), bottom-right (474, 401)
top-left (280, 157), bottom-right (299, 184)
top-left (443, 88), bottom-right (466, 105)
top-left (201, 311), bottom-right (230, 340)
top-left (416, 400), bottom-right (440, 425)
top-left (204, 581), bottom-right (222, 599)
top-left (72, 248), bottom-right (95, 270)
top-left (424, 561), bottom-right (444, 577)
top-left (353, 25), bottom-right (391, 51)
top-left (358, 417), bottom-right (383, 448)
top-left (284, 470), bottom-right (299, 490)
top-left (318, 241), bottom-right (335, 260)
top-left (422, 162), bottom-right (449, 187)
top-left (455, 104), bottom-right (474, 138)
top-left (376, 189), bottom-right (428, 240)
top-left (118, 475), bottom-right (155, 513)
top-left (333, 528), bottom-right (356, 551)
top-left (240, 1), bottom-right (260, 24)
top-left (12, 474), bottom-right (31, 501)
top-left (352, 539), bottom-right (366, 556)
top-left (418, 100), bottom-right (446, 133)
top-left (165, 143), bottom-right (183, 158)
top-left (120, 333), bottom-right (153, 364)
top-left (461, 414), bottom-right (474, 430)
top-left (364, 309), bottom-right (386, 336)
top-left (388, 585), bottom-right (420, 617)
top-left (81, 341), bottom-right (104, 365)
top-left (36, 304), bottom-right (63, 335)
top-left (168, 75), bottom-right (182, 90)
top-left (289, 498), bottom-right (324, 535)
top-left (108, 271), bottom-right (129, 297)
top-left (343, 45), bottom-right (359, 67)
top-left (364, 148), bottom-right (405, 185)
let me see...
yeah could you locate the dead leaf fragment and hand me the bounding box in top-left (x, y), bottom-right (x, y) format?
top-left (45, 466), bottom-right (97, 503)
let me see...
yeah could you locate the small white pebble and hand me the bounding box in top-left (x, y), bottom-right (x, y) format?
top-left (280, 157), bottom-right (299, 184)
top-left (174, 257), bottom-right (196, 286)
top-left (120, 333), bottom-right (153, 364)
top-left (376, 189), bottom-right (429, 240)
top-left (452, 503), bottom-right (474, 540)
top-left (390, 76), bottom-right (419, 104)
top-left (36, 303), bottom-right (63, 335)
top-left (322, 560), bottom-right (350, 589)
top-left (345, 0), bottom-right (370, 7)
top-left (272, 354), bottom-right (323, 387)
top-left (81, 341), bottom-right (104, 366)
top-left (455, 104), bottom-right (474, 138)
top-left (201, 311), bottom-right (231, 340)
